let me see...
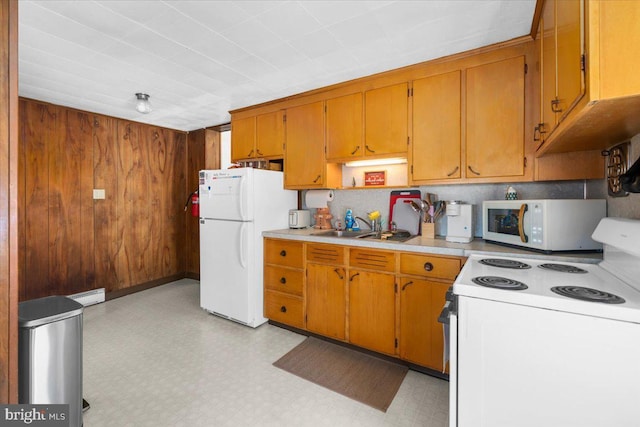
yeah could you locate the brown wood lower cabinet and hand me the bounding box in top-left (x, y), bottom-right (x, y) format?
top-left (263, 237), bottom-right (463, 372)
top-left (306, 263), bottom-right (346, 340)
top-left (348, 269), bottom-right (396, 355)
top-left (399, 278), bottom-right (450, 371)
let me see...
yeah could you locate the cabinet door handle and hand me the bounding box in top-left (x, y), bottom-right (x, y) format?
top-left (280, 306), bottom-right (287, 313)
top-left (365, 145), bottom-right (375, 154)
top-left (402, 281), bottom-right (414, 291)
top-left (280, 277), bottom-right (287, 284)
top-left (423, 262), bottom-right (434, 272)
top-left (349, 272), bottom-right (360, 282)
top-left (279, 250), bottom-right (287, 257)
top-left (256, 149), bottom-right (264, 156)
top-left (446, 166), bottom-right (459, 177)
top-left (313, 175), bottom-right (321, 183)
top-left (333, 268), bottom-right (344, 280)
top-left (248, 149), bottom-right (254, 157)
top-left (468, 166), bottom-right (481, 176)
top-left (350, 146), bottom-right (360, 155)
top-left (551, 98), bottom-right (563, 113)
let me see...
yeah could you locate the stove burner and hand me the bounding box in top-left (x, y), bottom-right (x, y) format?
top-left (479, 258), bottom-right (531, 269)
top-left (472, 276), bottom-right (528, 290)
top-left (538, 263), bottom-right (588, 274)
top-left (551, 286), bottom-right (625, 304)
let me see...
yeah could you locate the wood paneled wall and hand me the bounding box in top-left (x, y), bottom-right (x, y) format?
top-left (185, 129), bottom-right (221, 278)
top-left (0, 0), bottom-right (19, 404)
top-left (19, 98), bottom-right (188, 300)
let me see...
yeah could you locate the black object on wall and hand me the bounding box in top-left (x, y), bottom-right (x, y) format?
top-left (620, 154), bottom-right (640, 193)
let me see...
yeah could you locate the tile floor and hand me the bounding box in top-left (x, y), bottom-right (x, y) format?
top-left (82, 279), bottom-right (449, 426)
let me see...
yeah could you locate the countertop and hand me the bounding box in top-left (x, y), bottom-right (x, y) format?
top-left (263, 228), bottom-right (603, 264)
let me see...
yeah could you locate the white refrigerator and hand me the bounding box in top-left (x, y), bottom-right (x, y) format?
top-left (199, 168), bottom-right (296, 327)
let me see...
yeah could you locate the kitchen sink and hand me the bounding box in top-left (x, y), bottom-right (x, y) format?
top-left (311, 229), bottom-right (415, 243)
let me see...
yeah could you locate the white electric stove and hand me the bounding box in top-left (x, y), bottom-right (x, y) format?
top-left (448, 217), bottom-right (640, 427)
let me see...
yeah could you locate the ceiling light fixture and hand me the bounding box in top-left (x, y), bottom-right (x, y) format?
top-left (344, 157), bottom-right (407, 168)
top-left (135, 93), bottom-right (152, 114)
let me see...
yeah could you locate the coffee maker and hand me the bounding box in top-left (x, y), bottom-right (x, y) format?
top-left (445, 201), bottom-right (474, 243)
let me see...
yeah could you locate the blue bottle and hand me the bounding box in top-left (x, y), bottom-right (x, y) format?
top-left (345, 208), bottom-right (354, 231)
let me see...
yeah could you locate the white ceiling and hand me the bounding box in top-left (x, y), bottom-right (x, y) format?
top-left (18, 0), bottom-right (537, 132)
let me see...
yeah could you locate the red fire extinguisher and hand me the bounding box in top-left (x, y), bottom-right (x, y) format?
top-left (184, 190), bottom-right (199, 217)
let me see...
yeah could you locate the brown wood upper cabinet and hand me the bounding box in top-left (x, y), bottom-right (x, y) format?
top-left (411, 54), bottom-right (526, 184)
top-left (537, 0), bottom-right (584, 145)
top-left (325, 92), bottom-right (363, 161)
top-left (466, 56), bottom-right (526, 179)
top-left (536, 0), bottom-right (640, 155)
top-left (364, 83), bottom-right (409, 159)
top-left (231, 110), bottom-right (284, 162)
top-left (411, 71), bottom-right (462, 182)
top-left (284, 101), bottom-right (341, 189)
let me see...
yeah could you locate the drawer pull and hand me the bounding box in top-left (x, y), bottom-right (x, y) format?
top-left (280, 306), bottom-right (287, 313)
top-left (333, 268), bottom-right (344, 280)
top-left (402, 281), bottom-right (414, 291)
top-left (349, 272), bottom-right (360, 282)
top-left (280, 250), bottom-right (287, 257)
top-left (280, 277), bottom-right (287, 284)
top-left (423, 262), bottom-right (434, 272)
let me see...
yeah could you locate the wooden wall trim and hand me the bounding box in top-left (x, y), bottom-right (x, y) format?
top-left (8, 0), bottom-right (18, 404)
top-left (530, 0), bottom-right (545, 39)
top-left (0, 0), bottom-right (19, 404)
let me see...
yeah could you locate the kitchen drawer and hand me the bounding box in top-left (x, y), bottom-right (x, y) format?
top-left (264, 290), bottom-right (304, 329)
top-left (399, 253), bottom-right (461, 280)
top-left (265, 239), bottom-right (304, 268)
top-left (307, 243), bottom-right (345, 265)
top-left (264, 265), bottom-right (303, 296)
top-left (349, 248), bottom-right (395, 272)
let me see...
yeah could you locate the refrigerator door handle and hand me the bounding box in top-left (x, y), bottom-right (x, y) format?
top-left (239, 222), bottom-right (247, 268)
top-left (239, 175), bottom-right (247, 219)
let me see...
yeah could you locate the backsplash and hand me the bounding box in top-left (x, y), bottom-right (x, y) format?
top-left (586, 133), bottom-right (640, 220)
top-left (304, 181), bottom-right (588, 237)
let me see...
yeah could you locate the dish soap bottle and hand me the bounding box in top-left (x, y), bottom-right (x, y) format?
top-left (345, 208), bottom-right (355, 231)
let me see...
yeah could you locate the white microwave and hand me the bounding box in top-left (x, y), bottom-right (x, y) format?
top-left (482, 199), bottom-right (607, 252)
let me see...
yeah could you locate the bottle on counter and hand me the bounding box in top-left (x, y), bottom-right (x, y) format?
top-left (345, 208), bottom-right (354, 231)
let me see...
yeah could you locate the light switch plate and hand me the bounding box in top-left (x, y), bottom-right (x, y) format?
top-left (93, 189), bottom-right (105, 200)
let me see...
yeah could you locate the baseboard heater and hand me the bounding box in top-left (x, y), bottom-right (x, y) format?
top-left (68, 288), bottom-right (105, 307)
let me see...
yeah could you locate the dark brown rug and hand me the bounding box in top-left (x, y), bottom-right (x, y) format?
top-left (273, 337), bottom-right (408, 412)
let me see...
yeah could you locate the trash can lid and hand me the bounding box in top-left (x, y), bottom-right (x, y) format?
top-left (19, 296), bottom-right (84, 328)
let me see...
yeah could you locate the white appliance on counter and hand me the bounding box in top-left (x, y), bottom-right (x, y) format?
top-left (445, 217), bottom-right (640, 427)
top-left (482, 199), bottom-right (606, 252)
top-left (445, 201), bottom-right (473, 243)
top-left (199, 168), bottom-right (296, 327)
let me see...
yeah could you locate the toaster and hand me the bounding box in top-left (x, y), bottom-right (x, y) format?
top-left (289, 210), bottom-right (311, 229)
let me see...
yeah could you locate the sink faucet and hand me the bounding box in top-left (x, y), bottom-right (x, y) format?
top-left (356, 216), bottom-right (382, 232)
top-left (355, 216), bottom-right (372, 229)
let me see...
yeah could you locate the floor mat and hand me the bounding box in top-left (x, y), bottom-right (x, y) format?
top-left (273, 337), bottom-right (408, 412)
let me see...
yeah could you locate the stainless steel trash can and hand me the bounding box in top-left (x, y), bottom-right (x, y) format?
top-left (19, 296), bottom-right (84, 427)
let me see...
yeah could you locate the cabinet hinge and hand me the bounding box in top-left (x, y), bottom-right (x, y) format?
top-left (283, 114), bottom-right (286, 123)
top-left (408, 88), bottom-right (413, 97)
top-left (410, 165), bottom-right (413, 174)
top-left (395, 338), bottom-right (398, 348)
top-left (524, 63), bottom-right (528, 74)
top-left (524, 157), bottom-right (528, 168)
top-left (324, 105), bottom-right (327, 113)
top-left (394, 283), bottom-right (398, 293)
top-left (580, 54), bottom-right (586, 72)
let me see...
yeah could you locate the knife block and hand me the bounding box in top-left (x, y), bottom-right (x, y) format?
top-left (420, 223), bottom-right (435, 241)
